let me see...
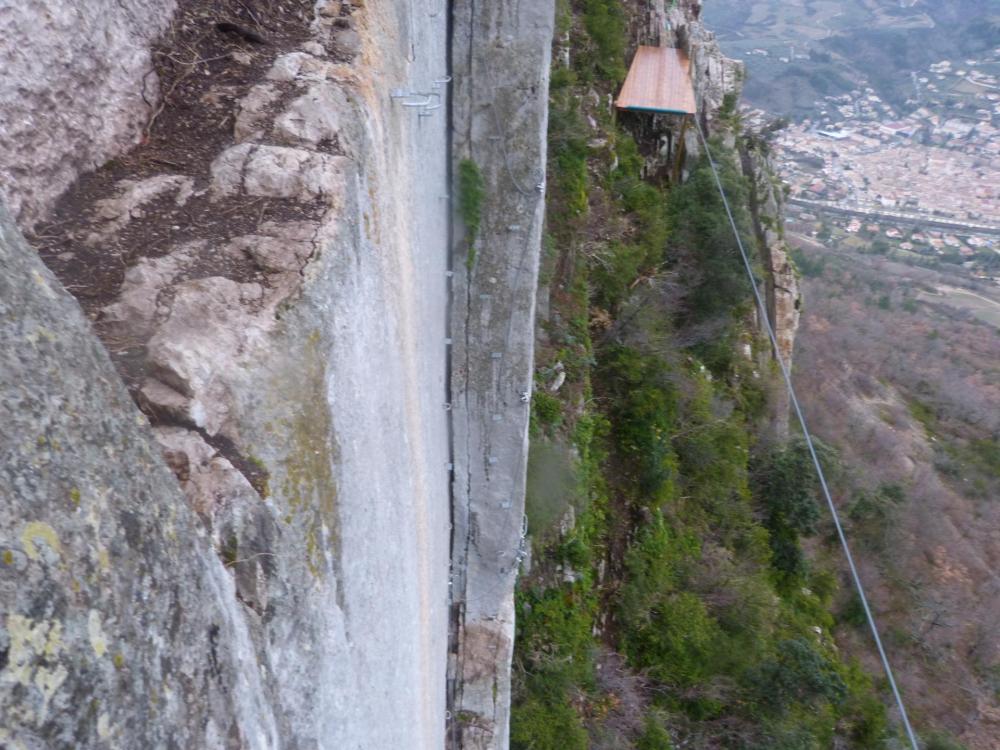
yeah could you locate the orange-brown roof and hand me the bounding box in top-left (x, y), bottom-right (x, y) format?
top-left (615, 46), bottom-right (697, 115)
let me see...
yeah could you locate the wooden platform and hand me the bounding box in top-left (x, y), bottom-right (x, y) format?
top-left (615, 46), bottom-right (697, 115)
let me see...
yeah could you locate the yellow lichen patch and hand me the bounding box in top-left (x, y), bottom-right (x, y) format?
top-left (88, 610), bottom-right (107, 658)
top-left (34, 662), bottom-right (68, 712)
top-left (85, 489), bottom-right (113, 574)
top-left (6, 614), bottom-right (67, 721)
top-left (30, 269), bottom-right (57, 299)
top-left (2, 549), bottom-right (13, 565)
top-left (97, 712), bottom-right (111, 740)
top-left (69, 488), bottom-right (81, 507)
top-left (24, 325), bottom-right (56, 344)
top-left (97, 547), bottom-right (111, 574)
top-left (273, 330), bottom-right (340, 579)
top-left (20, 521), bottom-right (62, 562)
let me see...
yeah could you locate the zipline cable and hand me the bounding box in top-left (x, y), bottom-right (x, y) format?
top-left (693, 119), bottom-right (921, 750)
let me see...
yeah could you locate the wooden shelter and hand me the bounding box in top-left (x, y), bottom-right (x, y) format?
top-left (615, 46), bottom-right (697, 115)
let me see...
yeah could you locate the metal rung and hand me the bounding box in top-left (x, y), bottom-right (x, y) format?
top-left (401, 97), bottom-right (433, 108)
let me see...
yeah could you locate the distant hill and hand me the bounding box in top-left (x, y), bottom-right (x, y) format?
top-left (705, 0), bottom-right (1000, 117)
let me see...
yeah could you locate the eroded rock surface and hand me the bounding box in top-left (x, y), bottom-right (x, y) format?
top-left (741, 144), bottom-right (802, 439)
top-left (0, 0), bottom-right (176, 228)
top-left (3, 0), bottom-right (451, 747)
top-left (0, 201), bottom-right (280, 749)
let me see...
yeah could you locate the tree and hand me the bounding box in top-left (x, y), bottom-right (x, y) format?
top-left (668, 148), bottom-right (753, 327)
top-left (751, 439), bottom-right (835, 582)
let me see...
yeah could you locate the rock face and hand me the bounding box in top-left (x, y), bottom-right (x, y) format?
top-left (2, 0), bottom-right (452, 747)
top-left (0, 0), bottom-right (176, 229)
top-left (644, 0), bottom-right (801, 437)
top-left (0, 201), bottom-right (279, 749)
top-left (660, 0), bottom-right (745, 123)
top-left (741, 144), bottom-right (802, 439)
top-left (448, 2), bottom-right (555, 748)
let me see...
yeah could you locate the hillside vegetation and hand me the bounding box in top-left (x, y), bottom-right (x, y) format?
top-left (509, 2), bottom-right (924, 748)
top-left (790, 239), bottom-right (1000, 749)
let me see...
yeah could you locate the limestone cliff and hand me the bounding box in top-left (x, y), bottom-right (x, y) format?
top-left (0, 0), bottom-right (801, 747)
top-left (0, 200), bottom-right (278, 749)
top-left (740, 142), bottom-right (802, 439)
top-left (2, 0), bottom-right (451, 747)
top-left (447, 2), bottom-right (555, 748)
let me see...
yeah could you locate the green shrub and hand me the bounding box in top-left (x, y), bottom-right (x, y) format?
top-left (754, 440), bottom-right (824, 535)
top-left (970, 437), bottom-right (1000, 475)
top-left (510, 693), bottom-right (588, 750)
top-left (747, 638), bottom-right (847, 713)
top-left (839, 593), bottom-right (868, 629)
top-left (847, 483), bottom-right (905, 551)
top-left (637, 714), bottom-right (674, 749)
top-left (512, 581), bottom-right (597, 750)
top-left (580, 0), bottom-right (626, 81)
top-left (751, 439), bottom-right (835, 583)
top-left (923, 731), bottom-right (969, 750)
top-left (622, 589), bottom-right (721, 686)
top-left (548, 92), bottom-right (589, 226)
top-left (532, 391), bottom-right (563, 429)
top-left (458, 159), bottom-right (484, 266)
top-left (600, 346), bottom-right (679, 500)
top-left (790, 246), bottom-right (825, 278)
top-left (592, 142), bottom-right (671, 309)
top-left (843, 689), bottom-right (888, 747)
top-left (618, 519), bottom-right (697, 624)
top-left (667, 148), bottom-right (754, 327)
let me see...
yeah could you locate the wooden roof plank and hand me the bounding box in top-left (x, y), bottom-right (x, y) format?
top-left (615, 46), bottom-right (697, 115)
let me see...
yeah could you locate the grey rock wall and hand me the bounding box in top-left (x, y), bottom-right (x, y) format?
top-left (448, 2), bottom-right (555, 748)
top-left (0, 0), bottom-right (176, 229)
top-left (2, 0), bottom-right (453, 747)
top-left (741, 145), bottom-right (802, 440)
top-left (0, 201), bottom-right (278, 749)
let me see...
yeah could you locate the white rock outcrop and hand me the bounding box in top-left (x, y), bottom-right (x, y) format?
top-left (210, 143), bottom-right (349, 201)
top-left (0, 0), bottom-right (177, 228)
